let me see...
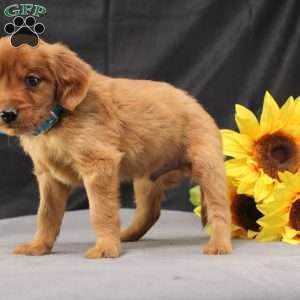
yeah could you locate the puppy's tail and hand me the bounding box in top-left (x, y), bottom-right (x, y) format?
top-left (200, 188), bottom-right (208, 227)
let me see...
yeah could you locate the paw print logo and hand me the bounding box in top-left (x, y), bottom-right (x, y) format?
top-left (4, 16), bottom-right (45, 48)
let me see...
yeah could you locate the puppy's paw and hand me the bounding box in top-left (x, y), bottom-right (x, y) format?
top-left (203, 239), bottom-right (232, 255)
top-left (84, 240), bottom-right (121, 259)
top-left (13, 243), bottom-right (51, 256)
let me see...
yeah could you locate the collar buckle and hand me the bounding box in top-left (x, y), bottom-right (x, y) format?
top-left (32, 104), bottom-right (65, 135)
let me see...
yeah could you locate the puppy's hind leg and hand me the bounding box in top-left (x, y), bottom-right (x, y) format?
top-left (121, 177), bottom-right (163, 242)
top-left (121, 171), bottom-right (183, 242)
top-left (186, 113), bottom-right (232, 255)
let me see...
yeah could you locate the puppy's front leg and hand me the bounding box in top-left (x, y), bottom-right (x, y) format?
top-left (13, 172), bottom-right (71, 256)
top-left (81, 154), bottom-right (121, 259)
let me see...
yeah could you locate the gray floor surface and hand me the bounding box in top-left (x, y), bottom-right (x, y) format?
top-left (0, 209), bottom-right (300, 300)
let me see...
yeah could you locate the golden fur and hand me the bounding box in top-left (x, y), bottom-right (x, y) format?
top-left (0, 37), bottom-right (232, 258)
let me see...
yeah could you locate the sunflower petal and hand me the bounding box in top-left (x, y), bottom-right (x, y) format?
top-left (225, 159), bottom-right (249, 178)
top-left (291, 97), bottom-right (300, 124)
top-left (255, 227), bottom-right (281, 242)
top-left (236, 180), bottom-right (255, 195)
top-left (221, 130), bottom-right (253, 158)
top-left (283, 226), bottom-right (298, 239)
top-left (257, 199), bottom-right (286, 215)
top-left (193, 206), bottom-right (201, 217)
top-left (235, 104), bottom-right (260, 139)
top-left (287, 125), bottom-right (300, 137)
top-left (278, 171), bottom-right (300, 194)
top-left (254, 173), bottom-right (274, 202)
top-left (240, 170), bottom-right (260, 184)
top-left (257, 212), bottom-right (288, 228)
top-left (282, 226), bottom-right (300, 245)
top-left (282, 237), bottom-right (300, 245)
top-left (279, 96), bottom-right (296, 127)
top-left (261, 192), bottom-right (275, 204)
top-left (247, 230), bottom-right (259, 239)
top-left (259, 91), bottom-right (281, 135)
top-left (277, 171), bottom-right (293, 183)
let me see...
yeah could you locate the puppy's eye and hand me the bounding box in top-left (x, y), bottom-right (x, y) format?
top-left (25, 75), bottom-right (41, 88)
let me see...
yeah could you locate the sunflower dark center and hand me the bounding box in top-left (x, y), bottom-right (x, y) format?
top-left (254, 133), bottom-right (300, 178)
top-left (289, 199), bottom-right (300, 231)
top-left (231, 194), bottom-right (263, 231)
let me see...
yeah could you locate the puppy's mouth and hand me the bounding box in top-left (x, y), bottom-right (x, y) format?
top-left (0, 122), bottom-right (27, 136)
top-left (0, 115), bottom-right (41, 136)
top-left (0, 102), bottom-right (63, 136)
top-left (0, 120), bottom-right (17, 136)
top-left (0, 127), bottom-right (17, 136)
top-left (5, 106), bottom-right (62, 136)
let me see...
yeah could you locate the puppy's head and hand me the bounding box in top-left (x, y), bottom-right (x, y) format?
top-left (0, 37), bottom-right (91, 136)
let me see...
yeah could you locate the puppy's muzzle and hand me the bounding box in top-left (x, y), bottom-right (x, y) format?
top-left (0, 108), bottom-right (18, 124)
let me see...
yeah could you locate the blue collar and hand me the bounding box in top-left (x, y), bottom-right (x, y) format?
top-left (0, 104), bottom-right (65, 136)
top-left (31, 104), bottom-right (65, 135)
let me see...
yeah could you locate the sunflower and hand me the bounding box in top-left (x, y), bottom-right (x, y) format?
top-left (189, 182), bottom-right (263, 239)
top-left (256, 171), bottom-right (300, 244)
top-left (229, 181), bottom-right (263, 239)
top-left (222, 91), bottom-right (300, 203)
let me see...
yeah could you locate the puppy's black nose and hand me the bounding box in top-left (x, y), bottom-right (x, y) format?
top-left (0, 109), bottom-right (18, 124)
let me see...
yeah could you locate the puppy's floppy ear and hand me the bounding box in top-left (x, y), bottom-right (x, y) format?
top-left (49, 44), bottom-right (92, 111)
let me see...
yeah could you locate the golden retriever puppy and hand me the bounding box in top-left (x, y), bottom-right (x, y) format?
top-left (0, 36), bottom-right (232, 258)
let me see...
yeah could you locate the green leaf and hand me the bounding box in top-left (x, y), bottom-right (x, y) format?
top-left (189, 186), bottom-right (202, 207)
